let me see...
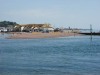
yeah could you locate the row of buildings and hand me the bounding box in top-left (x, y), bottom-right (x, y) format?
top-left (0, 23), bottom-right (54, 32)
top-left (14, 24), bottom-right (54, 32)
top-left (0, 23), bottom-right (80, 33)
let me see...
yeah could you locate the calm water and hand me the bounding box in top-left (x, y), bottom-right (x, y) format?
top-left (0, 34), bottom-right (100, 75)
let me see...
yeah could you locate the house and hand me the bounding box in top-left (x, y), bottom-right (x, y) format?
top-left (0, 27), bottom-right (7, 32)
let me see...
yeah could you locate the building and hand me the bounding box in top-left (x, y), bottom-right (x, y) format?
top-left (14, 23), bottom-right (54, 32)
top-left (62, 28), bottom-right (80, 33)
top-left (0, 27), bottom-right (7, 32)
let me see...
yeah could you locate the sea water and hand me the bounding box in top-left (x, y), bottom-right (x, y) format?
top-left (0, 34), bottom-right (100, 75)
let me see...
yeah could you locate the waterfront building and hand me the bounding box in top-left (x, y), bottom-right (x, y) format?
top-left (0, 27), bottom-right (7, 32)
top-left (59, 28), bottom-right (80, 33)
top-left (14, 23), bottom-right (54, 32)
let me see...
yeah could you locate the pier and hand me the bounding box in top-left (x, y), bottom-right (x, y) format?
top-left (79, 32), bottom-right (100, 35)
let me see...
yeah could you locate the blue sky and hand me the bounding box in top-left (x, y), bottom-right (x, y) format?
top-left (0, 0), bottom-right (100, 29)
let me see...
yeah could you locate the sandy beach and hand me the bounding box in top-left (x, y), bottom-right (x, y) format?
top-left (7, 32), bottom-right (80, 39)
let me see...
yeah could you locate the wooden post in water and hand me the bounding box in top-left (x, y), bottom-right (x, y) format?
top-left (90, 24), bottom-right (92, 41)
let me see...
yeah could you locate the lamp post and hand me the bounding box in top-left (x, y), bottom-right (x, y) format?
top-left (90, 24), bottom-right (92, 41)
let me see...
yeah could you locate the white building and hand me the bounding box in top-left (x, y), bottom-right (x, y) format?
top-left (0, 27), bottom-right (7, 32)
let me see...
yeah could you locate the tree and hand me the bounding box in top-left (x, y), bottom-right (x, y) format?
top-left (0, 21), bottom-right (18, 27)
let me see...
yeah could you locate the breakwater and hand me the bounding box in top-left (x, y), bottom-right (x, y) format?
top-left (79, 32), bottom-right (100, 35)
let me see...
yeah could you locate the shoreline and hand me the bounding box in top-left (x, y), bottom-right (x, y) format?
top-left (6, 32), bottom-right (81, 39)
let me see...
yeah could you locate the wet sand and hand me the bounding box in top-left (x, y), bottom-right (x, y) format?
top-left (7, 32), bottom-right (80, 39)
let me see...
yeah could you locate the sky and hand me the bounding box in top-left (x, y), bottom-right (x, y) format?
top-left (0, 0), bottom-right (100, 30)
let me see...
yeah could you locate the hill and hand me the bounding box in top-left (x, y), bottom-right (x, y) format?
top-left (0, 21), bottom-right (18, 27)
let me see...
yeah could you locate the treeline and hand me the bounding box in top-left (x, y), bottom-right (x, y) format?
top-left (0, 21), bottom-right (18, 27)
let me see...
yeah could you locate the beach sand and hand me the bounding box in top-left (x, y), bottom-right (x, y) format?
top-left (7, 32), bottom-right (80, 39)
